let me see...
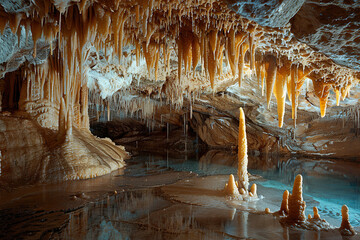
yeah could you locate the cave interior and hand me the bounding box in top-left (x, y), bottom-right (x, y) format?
top-left (0, 0), bottom-right (359, 239)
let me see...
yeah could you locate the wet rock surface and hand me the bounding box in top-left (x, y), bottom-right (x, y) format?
top-left (1, 153), bottom-right (359, 239)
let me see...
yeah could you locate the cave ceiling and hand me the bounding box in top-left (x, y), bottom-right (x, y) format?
top-left (0, 0), bottom-right (359, 124)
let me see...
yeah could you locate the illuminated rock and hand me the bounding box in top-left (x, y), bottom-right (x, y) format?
top-left (237, 107), bottom-right (249, 194)
top-left (224, 174), bottom-right (240, 196)
top-left (279, 190), bottom-right (289, 215)
top-left (339, 205), bottom-right (356, 236)
top-left (287, 174), bottom-right (306, 223)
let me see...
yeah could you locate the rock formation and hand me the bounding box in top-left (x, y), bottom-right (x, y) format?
top-left (287, 174), bottom-right (306, 222)
top-left (224, 174), bottom-right (240, 196)
top-left (224, 107), bottom-right (257, 199)
top-left (279, 190), bottom-right (289, 216)
top-left (237, 107), bottom-right (249, 194)
top-left (339, 205), bottom-right (356, 236)
top-left (0, 0), bottom-right (359, 180)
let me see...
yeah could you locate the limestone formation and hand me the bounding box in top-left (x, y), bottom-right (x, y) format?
top-left (0, 0), bottom-right (359, 183)
top-left (280, 190), bottom-right (289, 215)
top-left (339, 205), bottom-right (356, 236)
top-left (287, 174), bottom-right (306, 223)
top-left (237, 107), bottom-right (249, 194)
top-left (224, 174), bottom-right (240, 196)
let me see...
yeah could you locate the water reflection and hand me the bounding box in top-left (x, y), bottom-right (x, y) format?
top-left (0, 150), bottom-right (359, 239)
top-left (129, 151), bottom-right (360, 227)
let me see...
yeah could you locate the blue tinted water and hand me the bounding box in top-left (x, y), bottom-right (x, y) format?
top-left (127, 154), bottom-right (360, 226)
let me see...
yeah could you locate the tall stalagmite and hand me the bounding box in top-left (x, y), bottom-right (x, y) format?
top-left (237, 107), bottom-right (249, 193)
top-left (287, 174), bottom-right (306, 222)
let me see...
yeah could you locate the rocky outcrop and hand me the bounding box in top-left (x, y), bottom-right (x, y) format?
top-left (227, 0), bottom-right (306, 28)
top-left (0, 114), bottom-right (128, 185)
top-left (291, 1), bottom-right (360, 71)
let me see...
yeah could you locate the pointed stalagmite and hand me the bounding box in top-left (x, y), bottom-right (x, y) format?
top-left (224, 174), bottom-right (240, 196)
top-left (237, 107), bottom-right (249, 194)
top-left (287, 174), bottom-right (306, 222)
top-left (339, 205), bottom-right (356, 236)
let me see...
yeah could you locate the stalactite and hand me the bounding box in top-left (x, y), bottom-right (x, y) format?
top-left (255, 58), bottom-right (262, 87)
top-left (261, 63), bottom-right (266, 96)
top-left (31, 21), bottom-right (42, 58)
top-left (290, 64), bottom-right (298, 121)
top-left (177, 37), bottom-right (183, 83)
top-left (226, 29), bottom-right (237, 76)
top-left (207, 33), bottom-right (217, 89)
top-left (237, 43), bottom-right (249, 87)
top-left (192, 35), bottom-right (201, 71)
top-left (274, 68), bottom-right (287, 128)
top-left (334, 86), bottom-right (341, 106)
top-left (312, 80), bottom-right (331, 118)
top-left (265, 55), bottom-right (277, 109)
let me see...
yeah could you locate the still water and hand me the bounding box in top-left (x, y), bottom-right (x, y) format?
top-left (127, 153), bottom-right (360, 227)
top-left (0, 152), bottom-right (359, 239)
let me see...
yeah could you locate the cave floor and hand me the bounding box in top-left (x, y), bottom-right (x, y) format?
top-left (0, 152), bottom-right (359, 239)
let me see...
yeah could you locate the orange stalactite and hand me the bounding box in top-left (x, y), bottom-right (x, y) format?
top-left (265, 55), bottom-right (277, 109)
top-left (312, 80), bottom-right (332, 118)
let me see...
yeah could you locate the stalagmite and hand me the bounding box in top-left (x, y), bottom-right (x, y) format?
top-left (312, 207), bottom-right (320, 219)
top-left (237, 107), bottom-right (249, 194)
top-left (280, 190), bottom-right (289, 215)
top-left (249, 183), bottom-right (257, 197)
top-left (224, 174), bottom-right (240, 196)
top-left (339, 205), bottom-right (356, 236)
top-left (287, 174), bottom-right (306, 222)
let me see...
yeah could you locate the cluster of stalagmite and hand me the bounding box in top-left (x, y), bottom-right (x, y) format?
top-left (224, 108), bottom-right (257, 199)
top-left (276, 175), bottom-right (355, 235)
